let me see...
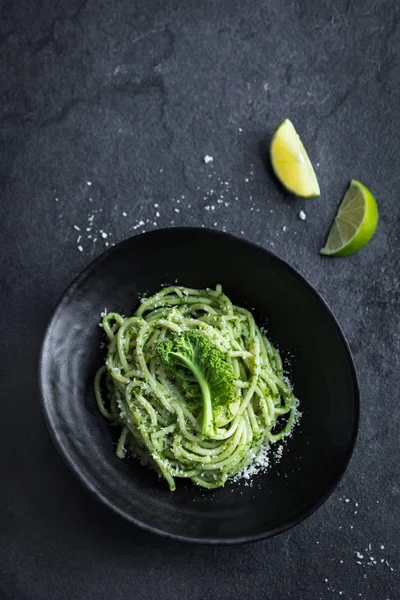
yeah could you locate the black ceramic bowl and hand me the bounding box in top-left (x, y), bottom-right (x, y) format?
top-left (40, 228), bottom-right (358, 544)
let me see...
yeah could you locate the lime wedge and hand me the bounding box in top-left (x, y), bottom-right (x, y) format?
top-left (320, 180), bottom-right (378, 256)
top-left (270, 119), bottom-right (320, 198)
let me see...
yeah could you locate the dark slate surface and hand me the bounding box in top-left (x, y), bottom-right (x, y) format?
top-left (1, 0), bottom-right (399, 598)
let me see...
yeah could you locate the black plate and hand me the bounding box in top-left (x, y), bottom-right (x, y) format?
top-left (40, 228), bottom-right (359, 544)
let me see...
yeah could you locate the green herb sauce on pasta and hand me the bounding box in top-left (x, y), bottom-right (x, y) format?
top-left (94, 285), bottom-right (298, 490)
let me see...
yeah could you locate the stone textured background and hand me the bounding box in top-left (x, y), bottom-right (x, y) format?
top-left (1, 1), bottom-right (399, 598)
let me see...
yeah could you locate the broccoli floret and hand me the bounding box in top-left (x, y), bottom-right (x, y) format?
top-left (157, 331), bottom-right (235, 437)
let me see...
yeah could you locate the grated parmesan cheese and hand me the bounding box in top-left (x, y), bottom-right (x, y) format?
top-left (231, 444), bottom-right (270, 486)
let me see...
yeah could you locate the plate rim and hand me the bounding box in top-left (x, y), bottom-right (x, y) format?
top-left (39, 227), bottom-right (360, 545)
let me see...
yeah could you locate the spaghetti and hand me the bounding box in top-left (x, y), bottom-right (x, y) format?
top-left (94, 285), bottom-right (298, 490)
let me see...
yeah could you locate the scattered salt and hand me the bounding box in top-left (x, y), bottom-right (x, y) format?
top-left (299, 210), bottom-right (306, 220)
top-left (77, 245), bottom-right (83, 252)
top-left (204, 155), bottom-right (214, 164)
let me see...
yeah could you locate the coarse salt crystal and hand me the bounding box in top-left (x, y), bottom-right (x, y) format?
top-left (77, 245), bottom-right (83, 252)
top-left (204, 155), bottom-right (214, 163)
top-left (299, 210), bottom-right (306, 220)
